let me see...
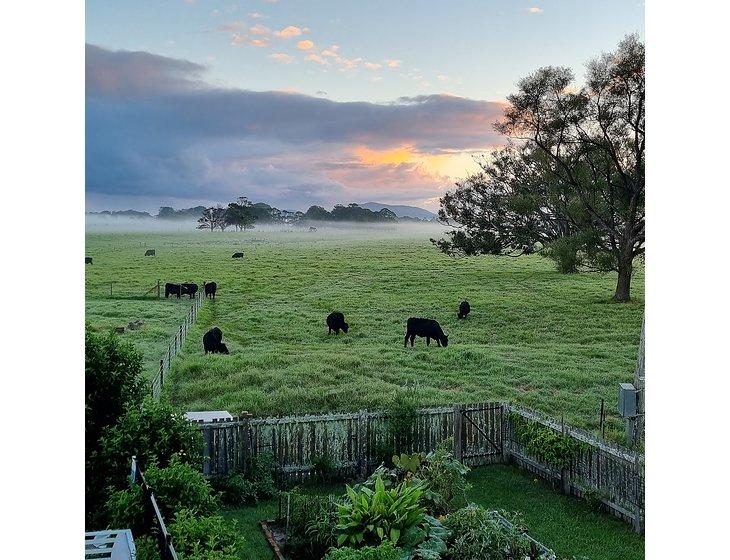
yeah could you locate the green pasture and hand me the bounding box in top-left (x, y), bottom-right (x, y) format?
top-left (85, 225), bottom-right (643, 442)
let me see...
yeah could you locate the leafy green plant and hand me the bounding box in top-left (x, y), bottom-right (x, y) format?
top-left (95, 397), bottom-right (202, 494)
top-left (444, 504), bottom-right (532, 560)
top-left (336, 476), bottom-right (425, 547)
top-left (168, 508), bottom-right (245, 560)
top-left (418, 443), bottom-right (471, 516)
top-left (323, 541), bottom-right (402, 560)
top-left (511, 413), bottom-right (585, 469)
top-left (312, 452), bottom-right (339, 483)
top-left (131, 536), bottom-right (159, 560)
top-left (104, 455), bottom-right (218, 533)
top-left (392, 453), bottom-right (422, 477)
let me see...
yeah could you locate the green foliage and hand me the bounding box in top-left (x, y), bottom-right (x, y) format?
top-left (282, 489), bottom-right (338, 559)
top-left (323, 541), bottom-right (402, 560)
top-left (211, 453), bottom-right (277, 506)
top-left (336, 477), bottom-right (425, 547)
top-left (95, 397), bottom-right (202, 492)
top-left (104, 455), bottom-right (218, 534)
top-left (392, 453), bottom-right (421, 476)
top-left (543, 236), bottom-right (584, 274)
top-left (132, 536), bottom-right (160, 560)
top-left (168, 508), bottom-right (245, 560)
top-left (374, 388), bottom-right (420, 463)
top-left (312, 452), bottom-right (339, 484)
top-left (85, 325), bottom-right (144, 527)
top-left (444, 505), bottom-right (531, 560)
top-left (418, 444), bottom-right (471, 516)
top-left (511, 414), bottom-right (585, 469)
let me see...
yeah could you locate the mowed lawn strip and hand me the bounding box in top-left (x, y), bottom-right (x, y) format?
top-left (223, 464), bottom-right (644, 560)
top-left (85, 229), bottom-right (643, 441)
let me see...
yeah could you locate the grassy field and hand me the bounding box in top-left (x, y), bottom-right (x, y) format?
top-left (224, 464), bottom-right (644, 560)
top-left (85, 225), bottom-right (643, 441)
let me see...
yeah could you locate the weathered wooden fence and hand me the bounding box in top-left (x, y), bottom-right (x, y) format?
top-left (194, 402), bottom-right (644, 533)
top-left (151, 289), bottom-right (205, 399)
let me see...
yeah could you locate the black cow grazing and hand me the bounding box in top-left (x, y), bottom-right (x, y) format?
top-left (85, 257), bottom-right (93, 265)
top-left (145, 249), bottom-right (156, 256)
top-left (203, 327), bottom-right (227, 354)
top-left (326, 312), bottom-right (349, 335)
top-left (458, 300), bottom-right (471, 320)
top-left (165, 283), bottom-right (182, 299)
top-left (232, 252), bottom-right (244, 259)
top-left (309, 226), bottom-right (317, 232)
top-left (204, 281), bottom-right (217, 299)
top-left (181, 283), bottom-right (198, 299)
top-left (404, 318), bottom-right (449, 348)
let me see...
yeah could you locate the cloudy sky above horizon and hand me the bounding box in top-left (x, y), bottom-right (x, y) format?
top-left (86, 0), bottom-right (644, 212)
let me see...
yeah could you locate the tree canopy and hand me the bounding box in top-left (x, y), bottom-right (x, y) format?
top-left (433, 34), bottom-right (644, 301)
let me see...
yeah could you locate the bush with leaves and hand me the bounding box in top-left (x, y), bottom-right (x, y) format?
top-left (168, 508), bottom-right (245, 560)
top-left (323, 541), bottom-right (401, 560)
top-left (104, 455), bottom-right (219, 533)
top-left (94, 397), bottom-right (202, 494)
top-left (85, 325), bottom-right (145, 527)
top-left (337, 476), bottom-right (425, 547)
top-left (418, 444), bottom-right (471, 516)
top-left (444, 505), bottom-right (531, 560)
top-left (131, 536), bottom-right (160, 560)
top-left (210, 452), bottom-right (277, 506)
top-left (511, 413), bottom-right (585, 469)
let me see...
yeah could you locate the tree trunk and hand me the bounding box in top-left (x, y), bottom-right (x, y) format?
top-left (614, 251), bottom-right (633, 302)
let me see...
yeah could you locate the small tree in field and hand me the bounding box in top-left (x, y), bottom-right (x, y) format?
top-left (197, 206), bottom-right (226, 231)
top-left (226, 197), bottom-right (256, 231)
top-left (435, 35), bottom-right (644, 301)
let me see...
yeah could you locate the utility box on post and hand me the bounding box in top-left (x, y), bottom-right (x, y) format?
top-left (618, 383), bottom-right (638, 418)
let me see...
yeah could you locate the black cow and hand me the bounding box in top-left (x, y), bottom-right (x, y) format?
top-left (404, 318), bottom-right (448, 348)
top-left (309, 226), bottom-right (317, 232)
top-left (85, 257), bottom-right (93, 265)
top-left (165, 283), bottom-right (182, 299)
top-left (145, 249), bottom-right (156, 256)
top-left (204, 281), bottom-right (217, 299)
top-left (232, 252), bottom-right (244, 259)
top-left (181, 283), bottom-right (198, 299)
top-left (326, 312), bottom-right (349, 335)
top-left (203, 327), bottom-right (228, 354)
top-left (458, 300), bottom-right (471, 319)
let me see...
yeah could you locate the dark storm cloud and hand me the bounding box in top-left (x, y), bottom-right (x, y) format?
top-left (86, 44), bottom-right (506, 210)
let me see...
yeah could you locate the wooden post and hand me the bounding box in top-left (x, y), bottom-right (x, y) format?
top-left (157, 279), bottom-right (161, 298)
top-left (357, 410), bottom-right (368, 480)
top-left (453, 404), bottom-right (463, 461)
top-left (159, 360), bottom-right (164, 393)
top-left (179, 325), bottom-right (183, 347)
top-left (501, 402), bottom-right (511, 464)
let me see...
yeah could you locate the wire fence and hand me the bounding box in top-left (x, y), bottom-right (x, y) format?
top-left (151, 289), bottom-right (205, 399)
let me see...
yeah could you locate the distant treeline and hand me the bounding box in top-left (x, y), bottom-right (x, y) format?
top-left (88, 200), bottom-right (432, 225)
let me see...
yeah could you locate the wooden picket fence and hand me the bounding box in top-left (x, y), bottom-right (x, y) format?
top-left (151, 289), bottom-right (205, 399)
top-left (193, 401), bottom-right (644, 533)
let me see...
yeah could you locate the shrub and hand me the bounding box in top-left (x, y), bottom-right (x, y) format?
top-left (282, 489), bottom-right (337, 559)
top-left (543, 236), bottom-right (584, 274)
top-left (444, 505), bottom-right (531, 560)
top-left (323, 541), bottom-right (401, 560)
top-left (95, 398), bottom-right (202, 492)
top-left (372, 388), bottom-right (420, 465)
top-left (132, 536), bottom-right (159, 560)
top-left (211, 451), bottom-right (278, 507)
top-left (168, 508), bottom-right (245, 560)
top-left (511, 413), bottom-right (585, 469)
top-left (85, 325), bottom-right (144, 527)
top-left (336, 477), bottom-right (425, 547)
top-left (104, 455), bottom-right (218, 534)
top-left (418, 443), bottom-right (471, 515)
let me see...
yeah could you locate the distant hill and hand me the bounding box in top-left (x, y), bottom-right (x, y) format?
top-left (86, 209), bottom-right (152, 218)
top-left (361, 202), bottom-right (437, 221)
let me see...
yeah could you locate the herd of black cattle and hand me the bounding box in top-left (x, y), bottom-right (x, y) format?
top-left (164, 281), bottom-right (217, 300)
top-left (200, 289), bottom-right (471, 354)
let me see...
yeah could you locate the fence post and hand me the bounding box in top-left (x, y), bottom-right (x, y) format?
top-left (357, 410), bottom-right (368, 480)
top-left (179, 325), bottom-right (183, 347)
top-left (159, 360), bottom-right (164, 394)
top-left (168, 343), bottom-right (172, 367)
top-left (157, 279), bottom-right (161, 298)
top-left (453, 404), bottom-right (463, 461)
top-left (501, 402), bottom-right (511, 465)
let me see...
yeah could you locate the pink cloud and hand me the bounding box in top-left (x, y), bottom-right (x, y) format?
top-left (297, 39), bottom-right (314, 50)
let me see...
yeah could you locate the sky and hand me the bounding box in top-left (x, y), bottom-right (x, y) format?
top-left (86, 0), bottom-right (644, 212)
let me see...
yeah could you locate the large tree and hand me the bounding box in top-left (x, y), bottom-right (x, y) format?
top-left (226, 197), bottom-right (256, 231)
top-left (197, 206), bottom-right (226, 231)
top-left (435, 35), bottom-right (644, 301)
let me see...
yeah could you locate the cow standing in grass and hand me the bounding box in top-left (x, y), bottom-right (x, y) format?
top-left (326, 312), bottom-right (349, 335)
top-left (165, 283), bottom-right (182, 299)
top-left (458, 300), bottom-right (471, 319)
top-left (181, 283), bottom-right (198, 299)
top-left (204, 281), bottom-right (217, 299)
top-left (203, 327), bottom-right (228, 354)
top-left (404, 318), bottom-right (449, 347)
top-left (145, 249), bottom-right (155, 256)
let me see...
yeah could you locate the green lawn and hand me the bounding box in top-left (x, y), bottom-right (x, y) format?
top-left (224, 464), bottom-right (644, 560)
top-left (85, 226), bottom-right (643, 440)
